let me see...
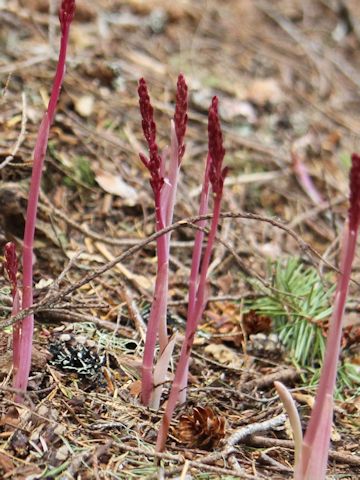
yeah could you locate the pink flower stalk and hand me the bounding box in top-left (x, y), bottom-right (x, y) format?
top-left (177, 96), bottom-right (226, 402)
top-left (156, 97), bottom-right (227, 452)
top-left (4, 243), bottom-right (22, 377)
top-left (295, 153), bottom-right (360, 479)
top-left (292, 151), bottom-right (323, 205)
top-left (13, 0), bottom-right (75, 397)
top-left (174, 74), bottom-right (188, 161)
top-left (177, 154), bottom-right (211, 404)
top-left (139, 75), bottom-right (188, 407)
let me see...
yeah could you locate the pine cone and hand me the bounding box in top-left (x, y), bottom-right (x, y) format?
top-left (176, 406), bottom-right (226, 450)
top-left (243, 311), bottom-right (272, 335)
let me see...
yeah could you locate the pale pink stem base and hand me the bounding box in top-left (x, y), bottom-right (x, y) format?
top-left (150, 333), bottom-right (177, 410)
top-left (13, 115), bottom-right (50, 395)
top-left (158, 127), bottom-right (181, 351)
top-left (13, 22), bottom-right (72, 398)
top-left (141, 239), bottom-right (168, 406)
top-left (12, 290), bottom-right (22, 388)
top-left (274, 381), bottom-right (303, 470)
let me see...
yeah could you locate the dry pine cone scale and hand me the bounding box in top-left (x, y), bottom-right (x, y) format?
top-left (176, 406), bottom-right (226, 450)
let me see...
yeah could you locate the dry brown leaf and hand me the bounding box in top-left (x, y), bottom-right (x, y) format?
top-left (0, 452), bottom-right (15, 475)
top-left (0, 335), bottom-right (51, 379)
top-left (246, 79), bottom-right (284, 106)
top-left (55, 445), bottom-right (70, 462)
top-left (129, 379), bottom-right (142, 397)
top-left (205, 303), bottom-right (272, 348)
top-left (204, 344), bottom-right (243, 369)
top-left (292, 392), bottom-right (315, 409)
top-left (0, 407), bottom-right (20, 430)
top-left (243, 311), bottom-right (272, 335)
top-left (95, 170), bottom-right (139, 204)
top-left (219, 97), bottom-right (257, 123)
top-left (10, 430), bottom-right (29, 458)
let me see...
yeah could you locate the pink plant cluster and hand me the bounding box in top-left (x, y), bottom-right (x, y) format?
top-left (138, 75), bottom-right (189, 408)
top-left (3, 0), bottom-right (359, 475)
top-left (137, 76), bottom-right (228, 427)
top-left (4, 0), bottom-right (76, 399)
top-left (138, 75), bottom-right (227, 428)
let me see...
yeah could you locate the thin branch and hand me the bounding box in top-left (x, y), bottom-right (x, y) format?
top-left (227, 414), bottom-right (287, 446)
top-left (199, 414), bottom-right (287, 466)
top-left (0, 211), bottom-right (340, 330)
top-left (247, 435), bottom-right (360, 467)
top-left (113, 441), bottom-right (262, 480)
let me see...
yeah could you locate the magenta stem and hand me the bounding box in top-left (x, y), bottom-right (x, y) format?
top-left (141, 125), bottom-right (184, 406)
top-left (12, 292), bottom-right (22, 388)
top-left (12, 20), bottom-right (72, 397)
top-left (156, 195), bottom-right (222, 451)
top-left (296, 222), bottom-right (357, 478)
top-left (188, 155), bottom-right (211, 317)
top-left (178, 155), bottom-right (211, 403)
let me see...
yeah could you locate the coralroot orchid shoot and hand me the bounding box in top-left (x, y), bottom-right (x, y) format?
top-left (274, 381), bottom-right (303, 470)
top-left (178, 154), bottom-right (211, 404)
top-left (139, 75), bottom-right (188, 407)
top-left (156, 96), bottom-right (227, 452)
top-left (13, 0), bottom-right (75, 397)
top-left (294, 153), bottom-right (360, 480)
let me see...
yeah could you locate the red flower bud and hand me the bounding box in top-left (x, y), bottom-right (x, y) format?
top-left (59, 0), bottom-right (76, 33)
top-left (138, 78), bottom-right (164, 195)
top-left (349, 153), bottom-right (360, 232)
top-left (174, 74), bottom-right (188, 161)
top-left (208, 97), bottom-right (227, 194)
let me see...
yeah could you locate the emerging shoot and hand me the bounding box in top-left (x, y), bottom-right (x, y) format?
top-left (295, 153), bottom-right (360, 479)
top-left (139, 75), bottom-right (188, 407)
top-left (156, 96), bottom-right (228, 452)
top-left (12, 0), bottom-right (75, 397)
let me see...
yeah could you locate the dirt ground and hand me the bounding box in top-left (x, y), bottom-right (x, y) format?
top-left (0, 0), bottom-right (359, 478)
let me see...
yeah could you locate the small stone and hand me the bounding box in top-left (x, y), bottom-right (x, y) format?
top-left (55, 444), bottom-right (69, 461)
top-left (74, 95), bottom-right (94, 117)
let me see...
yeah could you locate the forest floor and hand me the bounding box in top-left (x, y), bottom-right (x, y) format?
top-left (0, 0), bottom-right (359, 478)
